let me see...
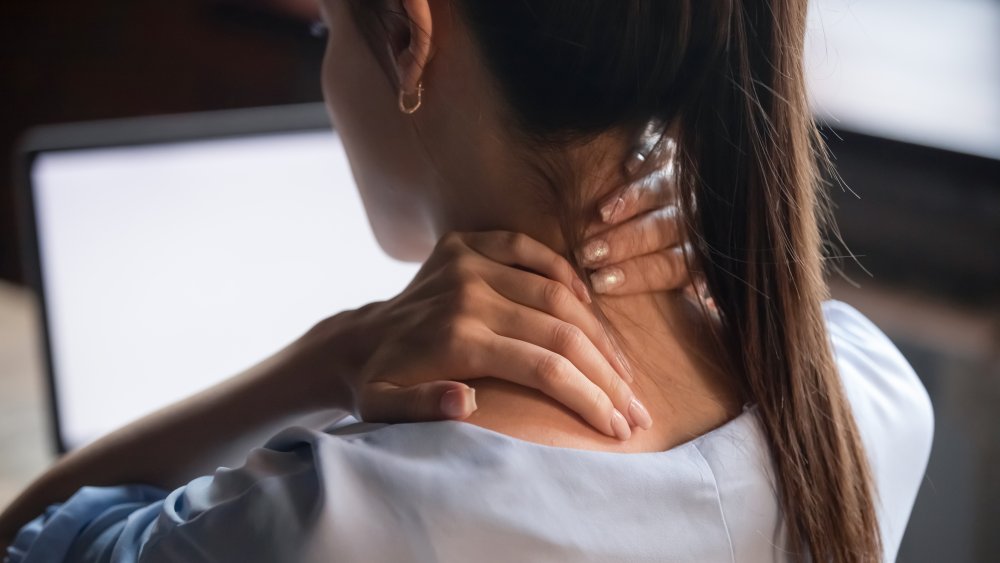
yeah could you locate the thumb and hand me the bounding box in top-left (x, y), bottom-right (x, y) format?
top-left (359, 381), bottom-right (478, 423)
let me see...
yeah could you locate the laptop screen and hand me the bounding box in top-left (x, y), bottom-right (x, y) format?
top-left (28, 120), bottom-right (420, 451)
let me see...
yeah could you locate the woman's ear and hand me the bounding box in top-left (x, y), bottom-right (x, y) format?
top-left (384, 0), bottom-right (434, 94)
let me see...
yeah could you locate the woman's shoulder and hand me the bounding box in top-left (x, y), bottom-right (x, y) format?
top-left (821, 299), bottom-right (934, 437)
top-left (821, 299), bottom-right (935, 558)
top-left (237, 417), bottom-right (748, 562)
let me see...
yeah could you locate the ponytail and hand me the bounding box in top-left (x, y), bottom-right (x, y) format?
top-left (351, 1), bottom-right (883, 559)
top-left (675, 1), bottom-right (882, 560)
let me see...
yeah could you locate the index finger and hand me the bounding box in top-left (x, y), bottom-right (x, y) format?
top-left (462, 231), bottom-right (592, 304)
top-left (577, 206), bottom-right (683, 269)
top-left (593, 164), bottom-right (677, 233)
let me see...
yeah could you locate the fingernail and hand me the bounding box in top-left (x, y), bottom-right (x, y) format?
top-left (579, 238), bottom-right (609, 266)
top-left (441, 387), bottom-right (476, 418)
top-left (611, 409), bottom-right (631, 441)
top-left (629, 397), bottom-right (653, 430)
top-left (625, 151), bottom-right (646, 176)
top-left (572, 277), bottom-right (592, 304)
top-left (590, 267), bottom-right (624, 294)
top-left (599, 196), bottom-right (626, 224)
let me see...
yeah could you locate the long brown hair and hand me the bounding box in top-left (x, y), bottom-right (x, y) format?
top-left (350, 1), bottom-right (881, 560)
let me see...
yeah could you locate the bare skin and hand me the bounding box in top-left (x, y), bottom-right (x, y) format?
top-left (0, 0), bottom-right (736, 551)
top-left (317, 0), bottom-right (743, 453)
top-left (463, 293), bottom-right (741, 454)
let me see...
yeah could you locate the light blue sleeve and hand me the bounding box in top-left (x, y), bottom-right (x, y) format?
top-left (5, 426), bottom-right (326, 563)
top-left (5, 485), bottom-right (169, 563)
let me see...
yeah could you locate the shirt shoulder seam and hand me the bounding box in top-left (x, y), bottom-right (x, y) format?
top-left (692, 441), bottom-right (737, 563)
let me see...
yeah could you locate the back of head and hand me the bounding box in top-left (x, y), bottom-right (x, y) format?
top-left (353, 1), bottom-right (881, 560)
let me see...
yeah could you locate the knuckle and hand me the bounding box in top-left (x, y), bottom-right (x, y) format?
top-left (550, 322), bottom-right (585, 356)
top-left (438, 316), bottom-right (465, 342)
top-left (540, 281), bottom-right (572, 312)
top-left (589, 385), bottom-right (610, 415)
top-left (448, 254), bottom-right (479, 284)
top-left (441, 231), bottom-right (464, 249)
top-left (503, 230), bottom-right (523, 247)
top-left (605, 365), bottom-right (625, 397)
top-left (438, 232), bottom-right (468, 259)
top-left (437, 318), bottom-right (475, 356)
top-left (501, 231), bottom-right (527, 255)
top-left (535, 353), bottom-right (572, 391)
top-left (451, 281), bottom-right (480, 311)
top-left (410, 385), bottom-right (436, 415)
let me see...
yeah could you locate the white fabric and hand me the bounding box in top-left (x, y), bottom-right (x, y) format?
top-left (11, 300), bottom-right (935, 563)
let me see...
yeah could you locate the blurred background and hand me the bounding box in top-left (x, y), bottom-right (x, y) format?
top-left (0, 0), bottom-right (997, 561)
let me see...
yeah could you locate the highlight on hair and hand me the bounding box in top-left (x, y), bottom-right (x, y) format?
top-left (348, 1), bottom-right (881, 560)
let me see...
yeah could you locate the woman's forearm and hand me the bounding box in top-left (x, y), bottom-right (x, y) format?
top-left (0, 310), bottom-right (360, 546)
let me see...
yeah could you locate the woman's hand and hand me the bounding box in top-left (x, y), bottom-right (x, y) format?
top-left (312, 231), bottom-right (651, 441)
top-left (577, 138), bottom-right (693, 296)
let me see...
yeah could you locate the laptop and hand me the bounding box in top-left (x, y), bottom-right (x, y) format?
top-left (16, 103), bottom-right (421, 452)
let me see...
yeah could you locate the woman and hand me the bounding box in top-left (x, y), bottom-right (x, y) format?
top-left (1, 0), bottom-right (933, 561)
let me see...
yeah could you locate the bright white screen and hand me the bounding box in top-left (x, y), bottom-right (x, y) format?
top-left (33, 130), bottom-right (421, 450)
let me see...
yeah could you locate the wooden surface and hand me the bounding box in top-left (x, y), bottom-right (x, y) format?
top-left (0, 281), bottom-right (52, 511)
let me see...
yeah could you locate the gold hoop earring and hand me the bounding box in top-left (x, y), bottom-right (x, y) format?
top-left (398, 81), bottom-right (424, 114)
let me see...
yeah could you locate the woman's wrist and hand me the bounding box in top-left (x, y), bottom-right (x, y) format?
top-left (291, 302), bottom-right (385, 415)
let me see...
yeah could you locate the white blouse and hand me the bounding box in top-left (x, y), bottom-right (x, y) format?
top-left (7, 300), bottom-right (934, 563)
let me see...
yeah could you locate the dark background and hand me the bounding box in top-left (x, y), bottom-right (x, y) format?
top-left (0, 0), bottom-right (325, 285)
top-left (1, 1), bottom-right (998, 561)
top-left (2, 1), bottom-right (997, 302)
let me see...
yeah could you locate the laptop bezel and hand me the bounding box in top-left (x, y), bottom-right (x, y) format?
top-left (14, 103), bottom-right (333, 454)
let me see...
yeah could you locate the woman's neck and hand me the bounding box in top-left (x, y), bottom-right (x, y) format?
top-left (462, 291), bottom-right (742, 453)
top-left (424, 127), bottom-right (742, 452)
